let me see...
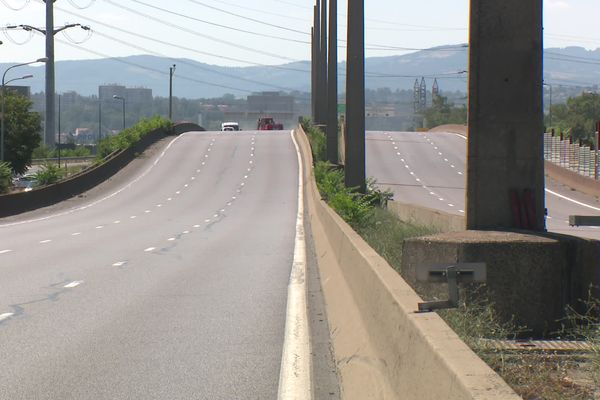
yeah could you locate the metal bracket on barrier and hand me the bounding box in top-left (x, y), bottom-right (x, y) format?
top-left (416, 263), bottom-right (486, 312)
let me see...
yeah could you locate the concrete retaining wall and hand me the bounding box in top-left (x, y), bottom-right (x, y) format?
top-left (297, 126), bottom-right (519, 399)
top-left (545, 160), bottom-right (600, 198)
top-left (388, 200), bottom-right (466, 233)
top-left (0, 122), bottom-right (203, 217)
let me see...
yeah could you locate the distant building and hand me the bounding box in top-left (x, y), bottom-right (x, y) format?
top-left (98, 84), bottom-right (126, 101)
top-left (126, 87), bottom-right (152, 105)
top-left (74, 127), bottom-right (95, 145)
top-left (247, 92), bottom-right (294, 116)
top-left (4, 85), bottom-right (31, 98)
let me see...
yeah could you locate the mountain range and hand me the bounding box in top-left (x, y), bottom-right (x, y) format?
top-left (1, 46), bottom-right (598, 99)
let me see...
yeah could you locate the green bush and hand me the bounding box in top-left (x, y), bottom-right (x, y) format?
top-left (301, 117), bottom-right (327, 163)
top-left (0, 161), bottom-right (11, 194)
top-left (35, 163), bottom-right (63, 186)
top-left (314, 161), bottom-right (374, 228)
top-left (97, 116), bottom-right (172, 160)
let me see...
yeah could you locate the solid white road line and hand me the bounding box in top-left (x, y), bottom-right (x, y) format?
top-left (546, 188), bottom-right (600, 211)
top-left (64, 281), bottom-right (83, 288)
top-left (278, 130), bottom-right (311, 400)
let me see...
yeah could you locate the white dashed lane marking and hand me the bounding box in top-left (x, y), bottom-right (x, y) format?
top-left (144, 247), bottom-right (155, 252)
top-left (64, 281), bottom-right (83, 288)
top-left (71, 232), bottom-right (81, 236)
top-left (40, 240), bottom-right (52, 244)
top-left (0, 313), bottom-right (14, 322)
top-left (0, 250), bottom-right (12, 255)
top-left (113, 261), bottom-right (126, 267)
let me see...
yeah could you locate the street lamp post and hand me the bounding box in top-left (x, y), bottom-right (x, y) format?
top-left (169, 64), bottom-right (176, 120)
top-left (543, 83), bottom-right (552, 128)
top-left (1, 58), bottom-right (47, 162)
top-left (113, 95), bottom-right (125, 131)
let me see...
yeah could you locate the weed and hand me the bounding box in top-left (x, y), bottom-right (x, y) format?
top-left (35, 163), bottom-right (63, 186)
top-left (0, 162), bottom-right (11, 193)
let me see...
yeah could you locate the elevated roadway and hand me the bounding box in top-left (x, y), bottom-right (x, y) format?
top-left (367, 130), bottom-right (600, 240)
top-left (0, 130), bottom-right (337, 399)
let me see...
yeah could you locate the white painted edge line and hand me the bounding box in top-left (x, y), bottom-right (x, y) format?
top-left (0, 134), bottom-right (187, 228)
top-left (546, 188), bottom-right (600, 212)
top-left (64, 280), bottom-right (83, 288)
top-left (278, 130), bottom-right (312, 400)
top-left (0, 313), bottom-right (14, 322)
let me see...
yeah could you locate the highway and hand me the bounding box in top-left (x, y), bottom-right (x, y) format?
top-left (0, 130), bottom-right (335, 399)
top-left (367, 130), bottom-right (600, 240)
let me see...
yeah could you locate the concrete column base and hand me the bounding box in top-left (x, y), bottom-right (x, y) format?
top-left (401, 230), bottom-right (599, 337)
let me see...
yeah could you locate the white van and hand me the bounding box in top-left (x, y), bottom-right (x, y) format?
top-left (221, 122), bottom-right (240, 131)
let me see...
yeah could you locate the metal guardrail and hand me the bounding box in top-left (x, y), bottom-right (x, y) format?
top-left (544, 132), bottom-right (599, 179)
top-left (31, 156), bottom-right (96, 165)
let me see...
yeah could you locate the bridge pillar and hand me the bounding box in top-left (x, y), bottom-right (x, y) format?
top-left (467, 0), bottom-right (545, 231)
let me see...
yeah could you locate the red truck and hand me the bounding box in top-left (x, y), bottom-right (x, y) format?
top-left (257, 117), bottom-right (283, 131)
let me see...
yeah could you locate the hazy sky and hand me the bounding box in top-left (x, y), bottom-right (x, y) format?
top-left (0, 0), bottom-right (599, 67)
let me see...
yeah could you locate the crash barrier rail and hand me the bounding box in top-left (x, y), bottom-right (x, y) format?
top-left (544, 131), bottom-right (599, 179)
top-left (31, 156), bottom-right (96, 165)
top-left (0, 122), bottom-right (204, 218)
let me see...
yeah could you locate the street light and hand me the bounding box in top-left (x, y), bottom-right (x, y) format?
top-left (543, 83), bottom-right (552, 128)
top-left (113, 95), bottom-right (125, 131)
top-left (169, 64), bottom-right (176, 120)
top-left (1, 57), bottom-right (47, 162)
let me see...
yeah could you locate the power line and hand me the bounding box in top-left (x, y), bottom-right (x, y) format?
top-left (55, 37), bottom-right (255, 94)
top-left (184, 0), bottom-right (309, 35)
top-left (122, 0), bottom-right (310, 44)
top-left (0, 0), bottom-right (30, 11)
top-left (88, 29), bottom-right (300, 92)
top-left (53, 5), bottom-right (311, 73)
top-left (102, 0), bottom-right (303, 62)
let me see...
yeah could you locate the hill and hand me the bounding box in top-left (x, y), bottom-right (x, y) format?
top-left (1, 46), bottom-right (598, 99)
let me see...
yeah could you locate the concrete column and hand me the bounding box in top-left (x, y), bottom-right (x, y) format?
top-left (326, 0), bottom-right (338, 164)
top-left (345, 0), bottom-right (365, 192)
top-left (467, 0), bottom-right (544, 231)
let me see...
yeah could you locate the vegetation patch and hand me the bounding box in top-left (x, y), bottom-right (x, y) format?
top-left (0, 162), bottom-right (12, 194)
top-left (97, 116), bottom-right (172, 159)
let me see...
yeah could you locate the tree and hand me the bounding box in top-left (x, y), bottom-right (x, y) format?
top-left (423, 95), bottom-right (467, 128)
top-left (2, 92), bottom-right (42, 174)
top-left (549, 92), bottom-right (600, 146)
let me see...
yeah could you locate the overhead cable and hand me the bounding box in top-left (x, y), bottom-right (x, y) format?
top-left (103, 0), bottom-right (302, 62)
top-left (54, 5), bottom-right (311, 73)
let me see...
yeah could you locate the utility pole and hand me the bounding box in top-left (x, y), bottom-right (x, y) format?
top-left (169, 64), bottom-right (176, 120)
top-left (311, 26), bottom-right (316, 122)
top-left (314, 0), bottom-right (322, 124)
top-left (345, 0), bottom-right (365, 192)
top-left (45, 0), bottom-right (55, 148)
top-left (9, 9), bottom-right (89, 148)
top-left (326, 0), bottom-right (338, 164)
top-left (319, 0), bottom-right (328, 126)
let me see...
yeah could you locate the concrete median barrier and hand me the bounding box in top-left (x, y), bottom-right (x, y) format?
top-left (295, 126), bottom-right (519, 399)
top-left (0, 122), bottom-right (199, 218)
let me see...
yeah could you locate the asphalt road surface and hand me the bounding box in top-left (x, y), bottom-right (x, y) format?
top-left (367, 130), bottom-right (600, 240)
top-left (0, 130), bottom-right (338, 399)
